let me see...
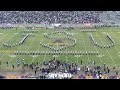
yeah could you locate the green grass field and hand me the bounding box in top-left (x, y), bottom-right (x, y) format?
top-left (0, 27), bottom-right (120, 71)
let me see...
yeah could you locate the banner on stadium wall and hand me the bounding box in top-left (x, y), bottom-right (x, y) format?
top-left (52, 23), bottom-right (62, 28)
top-left (83, 23), bottom-right (93, 27)
top-left (0, 23), bottom-right (12, 28)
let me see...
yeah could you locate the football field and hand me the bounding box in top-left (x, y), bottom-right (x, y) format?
top-left (0, 27), bottom-right (120, 71)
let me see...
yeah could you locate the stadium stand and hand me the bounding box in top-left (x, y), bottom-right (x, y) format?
top-left (0, 11), bottom-right (102, 24)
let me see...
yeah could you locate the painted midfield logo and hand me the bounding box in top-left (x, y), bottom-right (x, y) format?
top-left (40, 31), bottom-right (77, 51)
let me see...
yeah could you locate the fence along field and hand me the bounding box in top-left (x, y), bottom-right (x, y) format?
top-left (0, 26), bottom-right (120, 71)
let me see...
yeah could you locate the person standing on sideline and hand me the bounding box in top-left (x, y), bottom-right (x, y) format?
top-left (35, 70), bottom-right (37, 75)
top-left (6, 62), bottom-right (8, 66)
top-left (81, 60), bottom-right (82, 65)
top-left (108, 68), bottom-right (110, 74)
top-left (103, 63), bottom-right (106, 71)
top-left (93, 61), bottom-right (95, 65)
top-left (116, 71), bottom-right (118, 76)
top-left (12, 65), bottom-right (14, 69)
top-left (104, 63), bottom-right (106, 67)
top-left (16, 27), bottom-right (17, 30)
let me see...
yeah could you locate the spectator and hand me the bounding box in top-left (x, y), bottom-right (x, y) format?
top-left (12, 65), bottom-right (14, 69)
top-left (6, 62), bottom-right (8, 66)
top-left (0, 11), bottom-right (102, 24)
top-left (81, 60), bottom-right (82, 65)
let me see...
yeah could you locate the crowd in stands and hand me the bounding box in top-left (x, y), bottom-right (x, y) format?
top-left (100, 11), bottom-right (120, 22)
top-left (0, 11), bottom-right (103, 24)
top-left (0, 58), bottom-right (119, 79)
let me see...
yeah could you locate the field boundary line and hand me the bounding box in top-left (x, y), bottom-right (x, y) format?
top-left (73, 30), bottom-right (78, 63)
top-left (80, 33), bottom-right (90, 64)
top-left (31, 35), bottom-right (44, 63)
top-left (42, 31), bottom-right (53, 63)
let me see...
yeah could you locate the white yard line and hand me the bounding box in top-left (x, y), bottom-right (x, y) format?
top-left (0, 34), bottom-right (19, 62)
top-left (81, 33), bottom-right (90, 63)
top-left (8, 36), bottom-right (24, 64)
top-left (42, 34), bottom-right (52, 63)
top-left (31, 37), bottom-right (44, 63)
top-left (111, 32), bottom-right (120, 42)
top-left (0, 33), bottom-right (12, 65)
top-left (91, 34), bottom-right (103, 64)
top-left (23, 34), bottom-right (40, 64)
top-left (26, 35), bottom-right (38, 51)
top-left (8, 33), bottom-right (35, 64)
top-left (96, 32), bottom-right (118, 69)
top-left (65, 33), bottom-right (68, 62)
top-left (7, 34), bottom-right (30, 63)
top-left (32, 30), bottom-right (53, 64)
top-left (73, 30), bottom-right (78, 63)
top-left (109, 32), bottom-right (120, 69)
top-left (0, 33), bottom-right (10, 51)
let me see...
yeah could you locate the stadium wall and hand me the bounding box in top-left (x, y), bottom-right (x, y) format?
top-left (4, 23), bottom-right (120, 28)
